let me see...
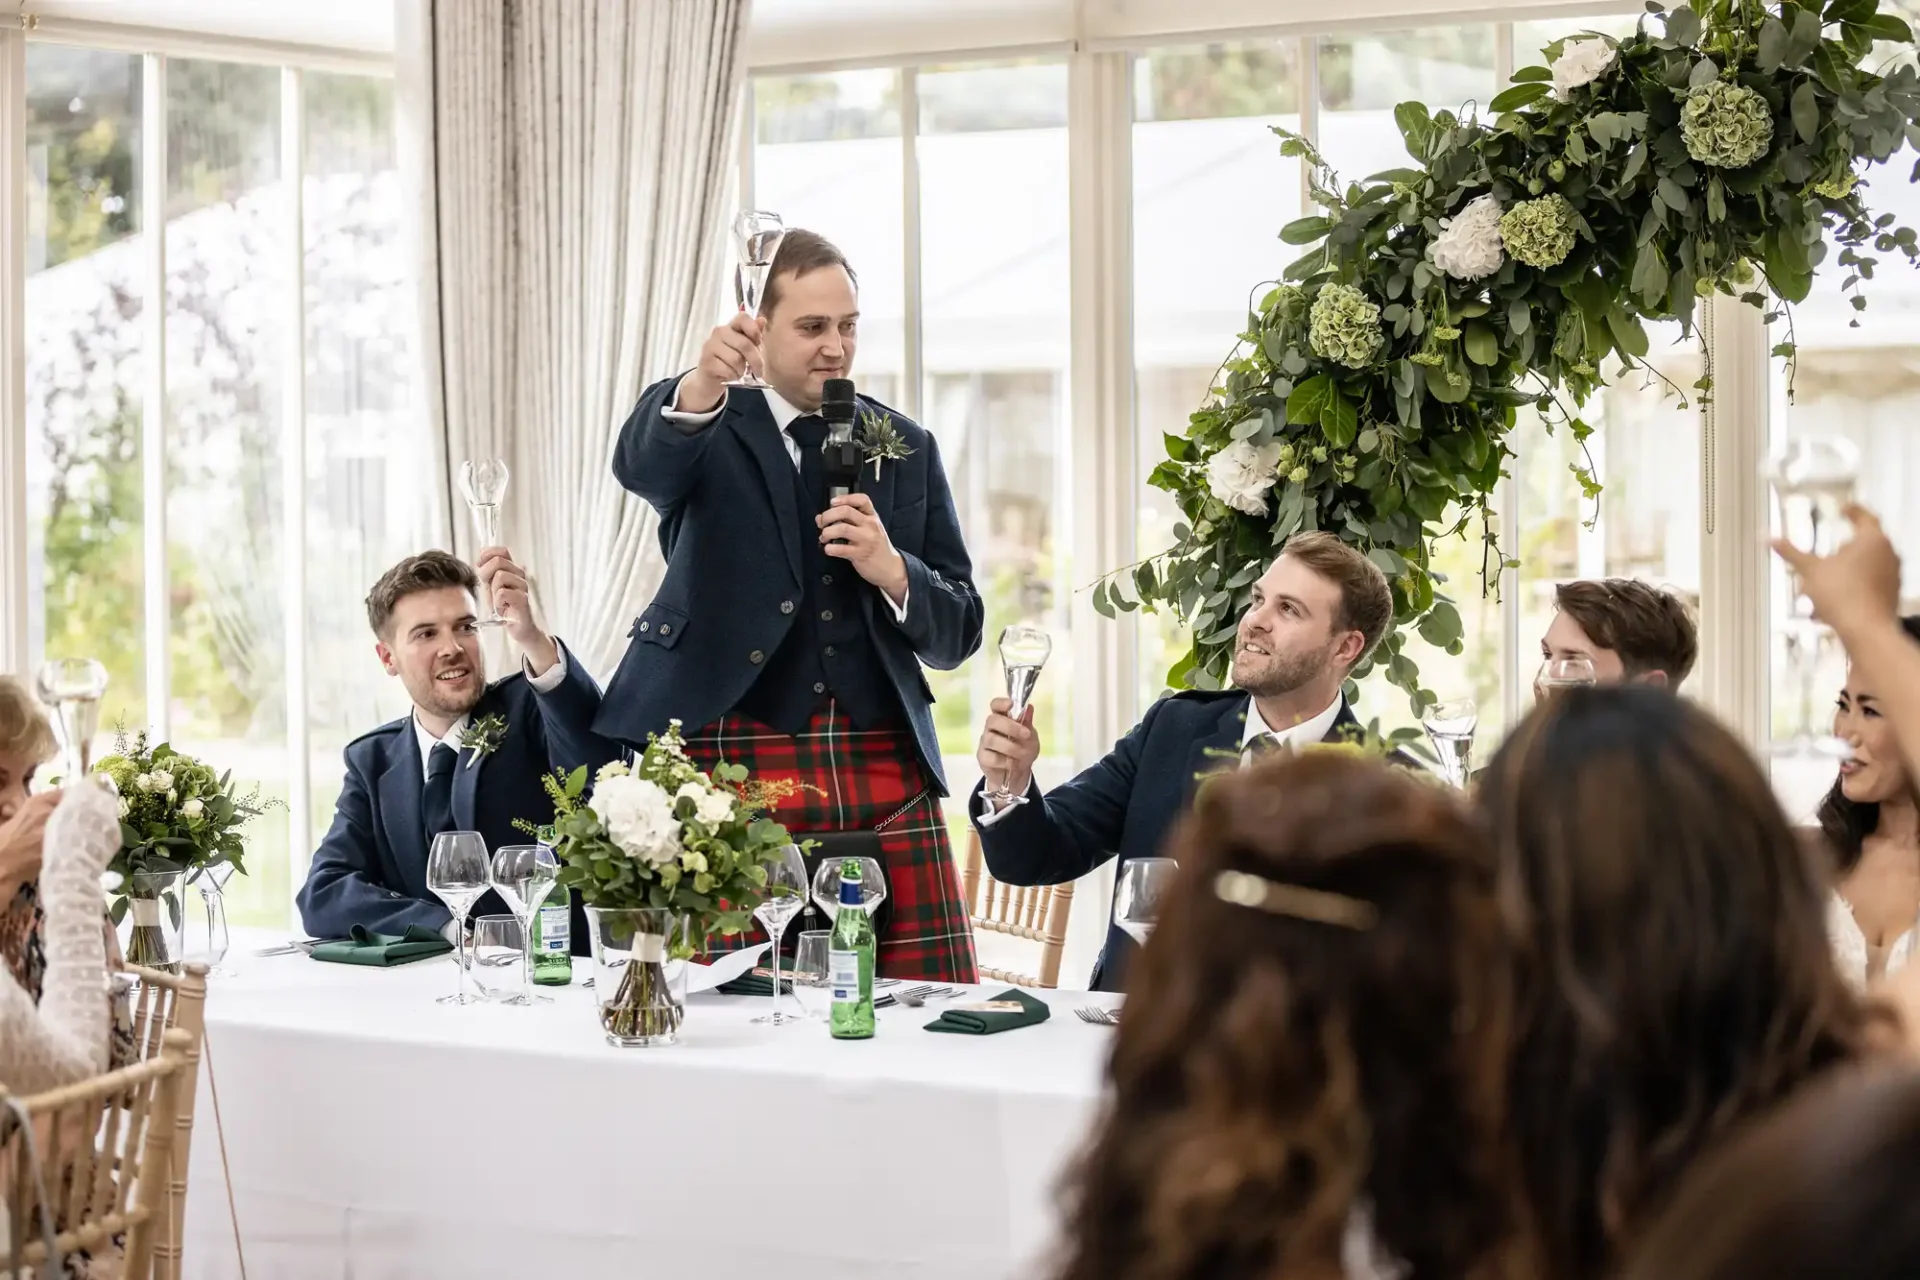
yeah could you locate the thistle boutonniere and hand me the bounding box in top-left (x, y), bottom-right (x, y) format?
top-left (458, 713), bottom-right (507, 769)
top-left (856, 408), bottom-right (913, 482)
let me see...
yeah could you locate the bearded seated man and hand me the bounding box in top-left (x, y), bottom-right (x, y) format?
top-left (970, 532), bottom-right (1411, 992)
top-left (296, 549), bottom-right (619, 949)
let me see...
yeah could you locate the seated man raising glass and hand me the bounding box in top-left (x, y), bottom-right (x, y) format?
top-left (297, 548), bottom-right (617, 946)
top-left (1540, 578), bottom-right (1698, 690)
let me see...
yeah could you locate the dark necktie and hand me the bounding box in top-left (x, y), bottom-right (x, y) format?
top-left (1247, 733), bottom-right (1289, 764)
top-left (423, 742), bottom-right (457, 841)
top-left (787, 414), bottom-right (828, 510)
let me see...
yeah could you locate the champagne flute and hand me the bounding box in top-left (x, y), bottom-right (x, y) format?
top-left (427, 831), bottom-right (490, 1006)
top-left (458, 458), bottom-right (511, 627)
top-left (987, 624), bottom-right (1052, 807)
top-left (488, 844), bottom-right (558, 1006)
top-left (1421, 698), bottom-right (1478, 790)
top-left (810, 856), bottom-right (887, 920)
top-left (1770, 435), bottom-right (1861, 759)
top-left (35, 658), bottom-right (108, 788)
top-left (729, 210), bottom-right (785, 388)
top-left (1533, 656), bottom-right (1598, 704)
top-left (1114, 857), bottom-right (1177, 946)
top-left (751, 844), bottom-right (809, 1026)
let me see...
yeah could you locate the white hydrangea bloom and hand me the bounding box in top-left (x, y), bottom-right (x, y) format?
top-left (1205, 439), bottom-right (1285, 517)
top-left (590, 774), bottom-right (683, 867)
top-left (1428, 194), bottom-right (1506, 280)
top-left (1551, 37), bottom-right (1617, 97)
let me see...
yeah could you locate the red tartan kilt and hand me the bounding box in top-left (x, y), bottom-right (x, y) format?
top-left (680, 704), bottom-right (978, 984)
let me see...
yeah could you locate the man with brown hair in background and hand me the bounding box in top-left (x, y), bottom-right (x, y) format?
top-left (971, 532), bottom-right (1400, 991)
top-left (1542, 578), bottom-right (1699, 690)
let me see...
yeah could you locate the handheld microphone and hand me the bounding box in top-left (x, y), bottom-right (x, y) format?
top-left (820, 377), bottom-right (861, 502)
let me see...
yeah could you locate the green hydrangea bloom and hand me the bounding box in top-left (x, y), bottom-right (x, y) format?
top-left (1431, 324), bottom-right (1461, 341)
top-left (1814, 168), bottom-right (1857, 199)
top-left (1681, 80), bottom-right (1774, 170)
top-left (1308, 283), bottom-right (1385, 368)
top-left (1409, 350), bottom-right (1445, 367)
top-left (1498, 195), bottom-right (1578, 269)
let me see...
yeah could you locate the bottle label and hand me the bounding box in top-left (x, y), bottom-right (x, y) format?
top-left (829, 949), bottom-right (862, 1002)
top-left (538, 904), bottom-right (569, 953)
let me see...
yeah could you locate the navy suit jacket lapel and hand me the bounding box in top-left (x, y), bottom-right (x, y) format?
top-left (855, 396), bottom-right (897, 523)
top-left (451, 686), bottom-right (506, 833)
top-left (728, 391), bottom-right (804, 586)
top-left (1184, 696), bottom-right (1250, 801)
top-left (377, 730), bottom-right (429, 898)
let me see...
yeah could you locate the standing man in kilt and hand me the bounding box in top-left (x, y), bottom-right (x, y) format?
top-left (599, 229), bottom-right (983, 983)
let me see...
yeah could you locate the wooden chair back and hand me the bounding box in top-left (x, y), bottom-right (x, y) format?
top-left (118, 964), bottom-right (207, 1280)
top-left (959, 830), bottom-right (1075, 988)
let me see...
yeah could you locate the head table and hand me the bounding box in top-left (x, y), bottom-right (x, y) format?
top-left (182, 930), bottom-right (1112, 1280)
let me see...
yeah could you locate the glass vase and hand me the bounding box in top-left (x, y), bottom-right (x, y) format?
top-left (191, 877), bottom-right (232, 974)
top-left (117, 870), bottom-right (188, 975)
top-left (585, 906), bottom-right (691, 1047)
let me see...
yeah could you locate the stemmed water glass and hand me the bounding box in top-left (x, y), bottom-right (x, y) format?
top-left (729, 210), bottom-right (786, 388)
top-left (458, 459), bottom-right (511, 627)
top-left (986, 624), bottom-right (1052, 806)
top-left (1534, 657), bottom-right (1598, 703)
top-left (1114, 857), bottom-right (1177, 947)
top-left (1771, 435), bottom-right (1861, 759)
top-left (489, 844), bottom-right (558, 1006)
top-left (35, 658), bottom-right (108, 787)
top-left (752, 845), bottom-right (810, 1026)
top-left (427, 831), bottom-right (491, 1006)
top-left (1422, 698), bottom-right (1478, 790)
top-left (810, 856), bottom-right (887, 921)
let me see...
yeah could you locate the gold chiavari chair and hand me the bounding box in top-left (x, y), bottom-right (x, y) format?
top-left (116, 965), bottom-right (207, 1280)
top-left (959, 830), bottom-right (1075, 989)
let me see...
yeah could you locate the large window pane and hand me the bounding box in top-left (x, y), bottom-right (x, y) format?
top-left (304, 74), bottom-right (423, 878)
top-left (752, 71), bottom-right (906, 406)
top-left (1131, 42), bottom-right (1302, 706)
top-left (25, 46), bottom-right (146, 747)
top-left (917, 60), bottom-right (1072, 804)
top-left (164, 61), bottom-right (289, 926)
top-left (1317, 29), bottom-right (1497, 189)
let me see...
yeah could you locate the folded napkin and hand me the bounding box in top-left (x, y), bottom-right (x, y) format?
top-left (924, 987), bottom-right (1051, 1036)
top-left (309, 924), bottom-right (453, 967)
top-left (716, 966), bottom-right (794, 997)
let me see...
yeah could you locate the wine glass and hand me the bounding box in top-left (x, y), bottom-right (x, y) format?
top-left (1422, 698), bottom-right (1478, 789)
top-left (1114, 857), bottom-right (1177, 946)
top-left (752, 844), bottom-right (809, 1026)
top-left (457, 458), bottom-right (511, 627)
top-left (488, 844), bottom-right (558, 1006)
top-left (811, 856), bottom-right (887, 920)
top-left (35, 658), bottom-right (108, 788)
top-left (986, 624), bottom-right (1052, 806)
top-left (729, 210), bottom-right (785, 388)
top-left (1534, 656), bottom-right (1598, 704)
top-left (1771, 435), bottom-right (1861, 759)
top-left (427, 831), bottom-right (490, 1006)
top-left (792, 930), bottom-right (833, 1020)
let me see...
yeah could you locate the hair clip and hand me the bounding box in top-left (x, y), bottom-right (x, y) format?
top-left (1213, 869), bottom-right (1378, 931)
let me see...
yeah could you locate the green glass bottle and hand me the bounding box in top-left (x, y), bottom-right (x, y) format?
top-left (531, 886), bottom-right (573, 985)
top-left (829, 859), bottom-right (875, 1039)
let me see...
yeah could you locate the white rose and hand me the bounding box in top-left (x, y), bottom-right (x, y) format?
top-left (1427, 194), bottom-right (1506, 280)
top-left (166, 789), bottom-right (177, 804)
top-left (134, 773), bottom-right (152, 793)
top-left (589, 775), bottom-right (682, 867)
top-left (674, 781), bottom-right (736, 828)
top-left (118, 798), bottom-right (131, 818)
top-left (181, 798), bottom-right (204, 818)
top-left (150, 770), bottom-right (173, 791)
top-left (1551, 36), bottom-right (1617, 97)
top-left (1205, 439), bottom-right (1285, 517)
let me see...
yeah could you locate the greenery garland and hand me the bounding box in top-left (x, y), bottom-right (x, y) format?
top-left (1101, 0), bottom-right (1920, 712)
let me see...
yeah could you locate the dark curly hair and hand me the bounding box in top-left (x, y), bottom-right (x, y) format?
top-left (1052, 753), bottom-right (1531, 1280)
top-left (1816, 615), bottom-right (1920, 875)
top-left (1479, 686), bottom-right (1884, 1280)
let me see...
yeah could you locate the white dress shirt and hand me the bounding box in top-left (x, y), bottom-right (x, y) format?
top-left (411, 646), bottom-right (571, 775)
top-left (663, 379), bottom-right (909, 622)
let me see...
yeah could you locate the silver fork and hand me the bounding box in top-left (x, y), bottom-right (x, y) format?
top-left (877, 983), bottom-right (956, 1008)
top-left (1074, 1005), bottom-right (1120, 1026)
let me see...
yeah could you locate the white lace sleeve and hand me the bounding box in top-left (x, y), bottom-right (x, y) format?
top-left (0, 780), bottom-right (118, 1094)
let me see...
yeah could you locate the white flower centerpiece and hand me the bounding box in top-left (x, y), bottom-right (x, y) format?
top-left (523, 721), bottom-right (807, 1045)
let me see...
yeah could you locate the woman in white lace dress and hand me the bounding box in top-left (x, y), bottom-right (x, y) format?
top-left (1817, 616), bottom-right (1920, 987)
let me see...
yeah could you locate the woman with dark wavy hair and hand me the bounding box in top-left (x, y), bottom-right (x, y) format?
top-left (1817, 615), bottom-right (1920, 985)
top-left (1478, 686), bottom-right (1888, 1280)
top-left (1053, 752), bottom-right (1531, 1280)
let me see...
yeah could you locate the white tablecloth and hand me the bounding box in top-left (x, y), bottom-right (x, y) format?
top-left (183, 934), bottom-right (1112, 1280)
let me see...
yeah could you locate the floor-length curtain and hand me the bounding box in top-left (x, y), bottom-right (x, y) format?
top-left (396, 0), bottom-right (748, 678)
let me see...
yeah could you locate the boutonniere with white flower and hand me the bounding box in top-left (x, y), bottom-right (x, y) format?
top-left (856, 408), bottom-right (914, 482)
top-left (459, 713), bottom-right (507, 769)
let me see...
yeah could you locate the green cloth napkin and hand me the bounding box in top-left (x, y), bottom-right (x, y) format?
top-left (717, 966), bottom-right (793, 996)
top-left (309, 924), bottom-right (453, 967)
top-left (924, 987), bottom-right (1051, 1036)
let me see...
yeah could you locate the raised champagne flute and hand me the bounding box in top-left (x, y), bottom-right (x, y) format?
top-left (427, 831), bottom-right (491, 1006)
top-left (752, 844), bottom-right (809, 1026)
top-left (1533, 656), bottom-right (1597, 705)
top-left (1114, 857), bottom-right (1177, 947)
top-left (1770, 435), bottom-right (1860, 759)
top-left (488, 843), bottom-right (558, 1006)
top-left (729, 210), bottom-right (785, 388)
top-left (1421, 697), bottom-right (1477, 789)
top-left (35, 658), bottom-right (109, 789)
top-left (987, 624), bottom-right (1052, 807)
top-left (458, 458), bottom-right (511, 627)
